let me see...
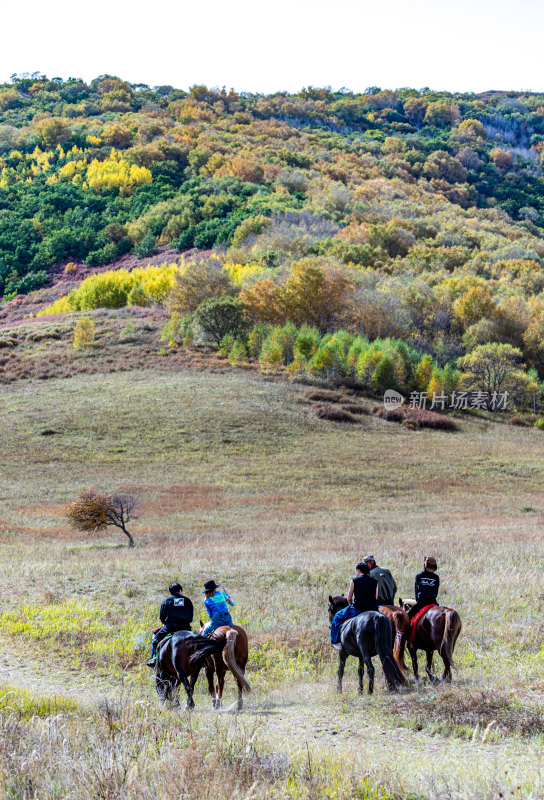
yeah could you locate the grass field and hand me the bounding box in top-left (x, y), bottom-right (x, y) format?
top-left (1, 366), bottom-right (544, 799)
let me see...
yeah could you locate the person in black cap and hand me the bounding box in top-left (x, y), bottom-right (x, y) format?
top-left (147, 582), bottom-right (194, 667)
top-left (201, 579), bottom-right (235, 636)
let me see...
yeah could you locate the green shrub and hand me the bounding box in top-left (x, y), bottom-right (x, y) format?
top-left (135, 232), bottom-right (157, 257)
top-left (259, 323), bottom-right (297, 372)
top-left (161, 311), bottom-right (182, 346)
top-left (247, 323), bottom-right (272, 358)
top-left (534, 418), bottom-right (544, 430)
top-left (228, 337), bottom-right (248, 366)
top-left (194, 296), bottom-right (248, 347)
top-left (293, 325), bottom-right (321, 362)
top-left (219, 333), bottom-right (235, 356)
top-left (127, 283), bottom-right (150, 307)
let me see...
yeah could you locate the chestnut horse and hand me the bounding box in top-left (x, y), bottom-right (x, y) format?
top-left (200, 621), bottom-right (251, 710)
top-left (328, 596), bottom-right (405, 694)
top-left (155, 630), bottom-right (225, 708)
top-left (399, 598), bottom-right (462, 683)
top-left (330, 595), bottom-right (409, 675)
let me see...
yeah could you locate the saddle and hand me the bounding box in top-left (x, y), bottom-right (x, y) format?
top-left (156, 633), bottom-right (173, 651)
top-left (409, 604), bottom-right (437, 642)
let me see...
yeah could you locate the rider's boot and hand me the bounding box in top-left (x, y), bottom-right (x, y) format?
top-left (146, 644), bottom-right (157, 667)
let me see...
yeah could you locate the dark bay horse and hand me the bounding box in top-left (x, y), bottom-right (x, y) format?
top-left (330, 595), bottom-right (410, 676)
top-left (155, 630), bottom-right (225, 708)
top-left (200, 622), bottom-right (251, 710)
top-left (399, 598), bottom-right (462, 683)
top-left (328, 596), bottom-right (406, 694)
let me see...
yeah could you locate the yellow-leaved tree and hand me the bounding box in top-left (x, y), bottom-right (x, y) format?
top-left (86, 149), bottom-right (152, 196)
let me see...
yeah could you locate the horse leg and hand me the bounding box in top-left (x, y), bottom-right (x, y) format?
top-left (337, 652), bottom-right (346, 693)
top-left (155, 671), bottom-right (172, 702)
top-left (408, 643), bottom-right (419, 680)
top-left (425, 650), bottom-right (438, 685)
top-left (440, 648), bottom-right (452, 683)
top-left (216, 668), bottom-right (226, 710)
top-left (179, 672), bottom-right (194, 709)
top-left (365, 655), bottom-right (375, 695)
top-left (236, 673), bottom-right (246, 711)
top-left (205, 662), bottom-right (217, 709)
top-left (357, 658), bottom-right (364, 695)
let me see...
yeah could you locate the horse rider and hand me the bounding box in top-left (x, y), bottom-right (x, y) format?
top-left (347, 562), bottom-right (379, 612)
top-left (362, 555), bottom-right (397, 606)
top-left (407, 556), bottom-right (440, 619)
top-left (330, 562), bottom-right (379, 648)
top-left (147, 582), bottom-right (194, 667)
top-left (201, 579), bottom-right (235, 636)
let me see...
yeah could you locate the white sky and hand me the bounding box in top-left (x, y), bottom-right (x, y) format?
top-left (2, 0), bottom-right (544, 95)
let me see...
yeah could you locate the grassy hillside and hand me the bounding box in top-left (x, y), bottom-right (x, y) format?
top-left (1, 367), bottom-right (544, 798)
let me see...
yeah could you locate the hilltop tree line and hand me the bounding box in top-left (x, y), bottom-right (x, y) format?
top-left (5, 73), bottom-right (544, 405)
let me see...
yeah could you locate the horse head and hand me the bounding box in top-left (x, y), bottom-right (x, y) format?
top-left (328, 594), bottom-right (348, 622)
top-left (399, 597), bottom-right (415, 613)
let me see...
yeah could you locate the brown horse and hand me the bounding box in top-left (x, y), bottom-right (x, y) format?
top-left (399, 598), bottom-right (462, 683)
top-left (200, 621), bottom-right (251, 710)
top-left (155, 630), bottom-right (225, 708)
top-left (330, 595), bottom-right (410, 676)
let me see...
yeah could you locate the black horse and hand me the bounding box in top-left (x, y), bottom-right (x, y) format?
top-left (328, 595), bottom-right (406, 694)
top-left (155, 630), bottom-right (225, 708)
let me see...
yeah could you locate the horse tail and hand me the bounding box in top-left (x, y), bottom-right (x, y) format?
top-left (188, 636), bottom-right (224, 670)
top-left (440, 609), bottom-right (461, 669)
top-left (391, 611), bottom-right (409, 674)
top-left (375, 614), bottom-right (406, 690)
top-left (223, 629), bottom-right (251, 694)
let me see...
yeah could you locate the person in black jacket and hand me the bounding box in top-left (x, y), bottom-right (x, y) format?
top-left (147, 583), bottom-right (194, 667)
top-left (407, 557), bottom-right (440, 619)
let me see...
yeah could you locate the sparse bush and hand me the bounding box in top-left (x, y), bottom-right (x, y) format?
top-left (161, 311), bottom-right (182, 346)
top-left (73, 317), bottom-right (95, 349)
top-left (169, 258), bottom-right (236, 313)
top-left (119, 320), bottom-right (136, 342)
top-left (313, 403), bottom-right (362, 423)
top-left (508, 416), bottom-right (530, 427)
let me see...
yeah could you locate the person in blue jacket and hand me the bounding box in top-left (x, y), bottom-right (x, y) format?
top-left (201, 579), bottom-right (235, 636)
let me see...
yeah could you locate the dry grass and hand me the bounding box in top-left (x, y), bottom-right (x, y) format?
top-left (1, 367), bottom-right (544, 797)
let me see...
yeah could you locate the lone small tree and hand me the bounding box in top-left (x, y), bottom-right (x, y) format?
top-left (66, 489), bottom-right (138, 547)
